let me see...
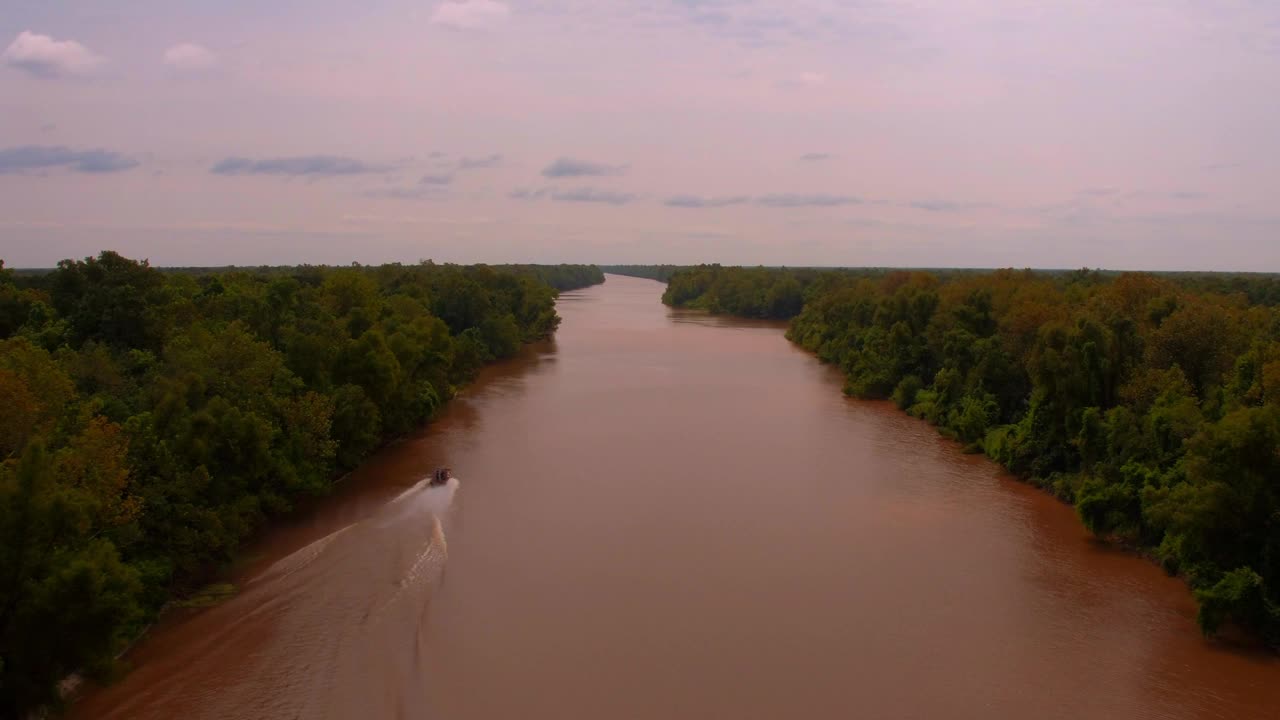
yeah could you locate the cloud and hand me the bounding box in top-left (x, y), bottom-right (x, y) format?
top-left (909, 200), bottom-right (980, 212)
top-left (799, 153), bottom-right (833, 162)
top-left (341, 214), bottom-right (431, 225)
top-left (511, 189), bottom-right (855, 208)
top-left (510, 187), bottom-right (635, 205)
top-left (0, 145), bottom-right (138, 174)
top-left (211, 155), bottom-right (388, 176)
top-left (430, 0), bottom-right (511, 30)
top-left (665, 194), bottom-right (751, 208)
top-left (541, 157), bottom-right (628, 178)
top-left (163, 43), bottom-right (218, 71)
top-left (408, 154), bottom-right (500, 188)
top-left (458, 154), bottom-right (503, 170)
top-left (673, 3), bottom-right (821, 50)
top-left (364, 186), bottom-right (445, 200)
top-left (553, 188), bottom-right (634, 205)
top-left (3, 31), bottom-right (103, 78)
top-left (692, 11), bottom-right (732, 27)
top-left (756, 193), bottom-right (858, 207)
top-left (1103, 189), bottom-right (1211, 205)
top-left (74, 153), bottom-right (139, 173)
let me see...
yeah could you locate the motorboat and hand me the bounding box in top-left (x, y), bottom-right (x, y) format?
top-left (429, 467), bottom-right (453, 486)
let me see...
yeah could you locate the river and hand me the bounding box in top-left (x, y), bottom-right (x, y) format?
top-left (70, 273), bottom-right (1280, 719)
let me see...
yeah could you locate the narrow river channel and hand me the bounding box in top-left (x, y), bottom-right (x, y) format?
top-left (71, 274), bottom-right (1280, 720)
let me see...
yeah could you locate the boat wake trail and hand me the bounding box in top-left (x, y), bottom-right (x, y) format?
top-left (86, 478), bottom-right (460, 720)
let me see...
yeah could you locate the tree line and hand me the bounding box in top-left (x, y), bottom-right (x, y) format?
top-left (662, 264), bottom-right (1280, 645)
top-left (0, 252), bottom-right (603, 716)
top-left (599, 265), bottom-right (686, 282)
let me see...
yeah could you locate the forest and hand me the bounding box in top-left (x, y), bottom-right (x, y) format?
top-left (0, 252), bottom-right (603, 716)
top-left (660, 263), bottom-right (1280, 646)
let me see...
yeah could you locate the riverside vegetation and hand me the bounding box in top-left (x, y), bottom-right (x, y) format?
top-left (0, 252), bottom-right (603, 717)
top-left (659, 264), bottom-right (1280, 646)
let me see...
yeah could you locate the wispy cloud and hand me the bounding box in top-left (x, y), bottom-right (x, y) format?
top-left (211, 155), bottom-right (388, 176)
top-left (665, 195), bottom-right (751, 208)
top-left (510, 187), bottom-right (635, 205)
top-left (671, 0), bottom-right (921, 61)
top-left (3, 31), bottom-right (103, 78)
top-left (458, 154), bottom-right (502, 170)
top-left (692, 11), bottom-right (732, 27)
top-left (402, 153), bottom-right (501, 190)
top-left (756, 193), bottom-right (858, 207)
top-left (430, 0), bottom-right (511, 31)
top-left (1106, 189), bottom-right (1211, 204)
top-left (163, 43), bottom-right (218, 72)
top-left (554, 188), bottom-right (635, 204)
top-left (0, 145), bottom-right (138, 174)
top-left (674, 4), bottom-right (802, 49)
top-left (510, 190), bottom-right (861, 208)
top-left (909, 200), bottom-right (987, 212)
top-left (799, 153), bottom-right (833, 162)
top-left (541, 157), bottom-right (627, 178)
top-left (364, 186), bottom-right (446, 200)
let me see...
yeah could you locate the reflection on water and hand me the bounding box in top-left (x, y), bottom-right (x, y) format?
top-left (72, 274), bottom-right (1280, 720)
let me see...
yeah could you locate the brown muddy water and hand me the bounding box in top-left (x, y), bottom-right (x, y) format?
top-left (70, 274), bottom-right (1280, 720)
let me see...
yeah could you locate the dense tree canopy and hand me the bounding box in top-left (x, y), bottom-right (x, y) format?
top-left (0, 252), bottom-right (602, 716)
top-left (664, 264), bottom-right (1280, 645)
top-left (660, 265), bottom-right (842, 319)
top-left (496, 264), bottom-right (605, 292)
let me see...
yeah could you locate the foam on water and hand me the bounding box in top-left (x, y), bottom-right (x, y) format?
top-left (86, 476), bottom-right (462, 720)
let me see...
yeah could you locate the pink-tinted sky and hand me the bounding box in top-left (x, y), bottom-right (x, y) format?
top-left (2, 0), bottom-right (1279, 269)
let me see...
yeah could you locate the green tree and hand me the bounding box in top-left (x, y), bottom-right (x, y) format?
top-left (0, 443), bottom-right (143, 713)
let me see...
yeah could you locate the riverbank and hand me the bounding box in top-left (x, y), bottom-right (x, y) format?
top-left (654, 264), bottom-right (1280, 646)
top-left (62, 330), bottom-right (567, 718)
top-left (0, 254), bottom-right (603, 718)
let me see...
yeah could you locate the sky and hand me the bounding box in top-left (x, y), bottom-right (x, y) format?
top-left (2, 0), bottom-right (1279, 270)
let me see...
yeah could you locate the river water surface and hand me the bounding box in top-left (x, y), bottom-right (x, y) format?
top-left (72, 274), bottom-right (1280, 719)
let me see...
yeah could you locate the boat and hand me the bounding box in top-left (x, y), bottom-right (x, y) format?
top-left (429, 467), bottom-right (453, 486)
